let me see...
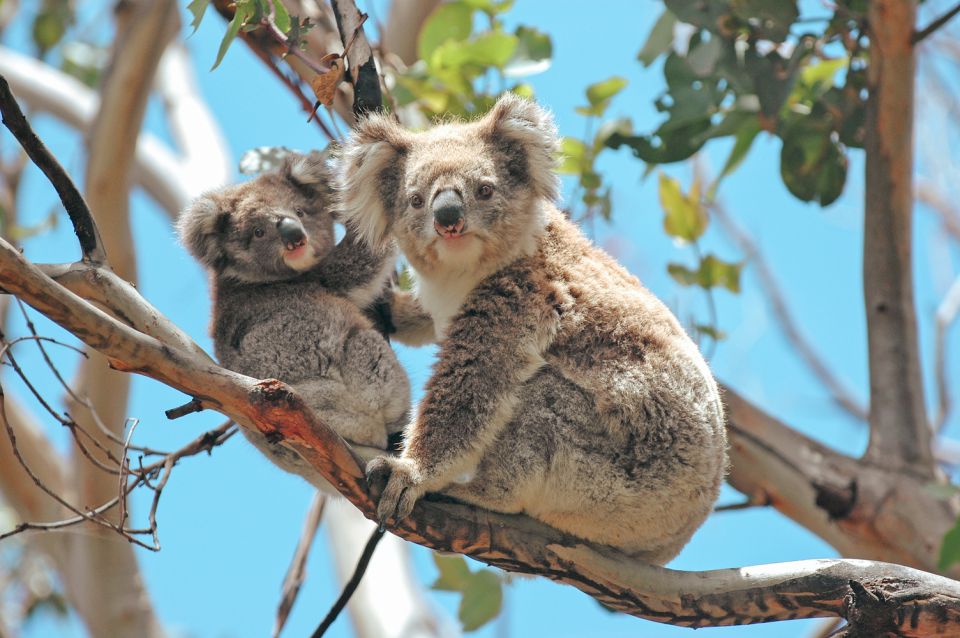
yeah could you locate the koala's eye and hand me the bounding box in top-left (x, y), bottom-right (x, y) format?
top-left (254, 227), bottom-right (265, 238)
top-left (477, 184), bottom-right (494, 200)
top-left (410, 194), bottom-right (424, 209)
top-left (295, 208), bottom-right (305, 218)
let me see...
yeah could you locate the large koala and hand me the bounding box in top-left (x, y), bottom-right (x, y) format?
top-left (336, 95), bottom-right (728, 563)
top-left (178, 153), bottom-right (410, 488)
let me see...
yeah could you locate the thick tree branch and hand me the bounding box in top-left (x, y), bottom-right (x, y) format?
top-left (724, 387), bottom-right (959, 576)
top-left (2, 240), bottom-right (960, 633)
top-left (862, 0), bottom-right (935, 477)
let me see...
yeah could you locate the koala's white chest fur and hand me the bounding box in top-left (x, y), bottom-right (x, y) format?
top-left (413, 267), bottom-right (484, 335)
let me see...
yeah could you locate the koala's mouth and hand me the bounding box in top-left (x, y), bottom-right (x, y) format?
top-left (282, 243), bottom-right (319, 271)
top-left (433, 218), bottom-right (467, 240)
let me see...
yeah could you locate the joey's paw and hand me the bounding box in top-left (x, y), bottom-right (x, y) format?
top-left (365, 456), bottom-right (424, 526)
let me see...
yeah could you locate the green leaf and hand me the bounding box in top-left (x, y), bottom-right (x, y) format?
top-left (940, 516), bottom-right (960, 570)
top-left (579, 171), bottom-right (601, 189)
top-left (459, 570), bottom-right (503, 632)
top-left (504, 25), bottom-right (551, 77)
top-left (710, 116), bottom-right (761, 197)
top-left (432, 553), bottom-right (472, 591)
top-left (668, 256), bottom-right (742, 292)
top-left (798, 57), bottom-right (846, 93)
top-left (557, 137), bottom-right (587, 175)
top-left (658, 173), bottom-right (707, 241)
top-left (60, 41), bottom-right (108, 88)
top-left (606, 117), bottom-right (711, 164)
top-left (587, 76), bottom-right (628, 107)
top-left (187, 0), bottom-right (210, 35)
top-left (418, 2), bottom-right (473, 62)
top-left (397, 266), bottom-right (415, 292)
top-left (637, 9), bottom-right (677, 67)
top-left (212, 0), bottom-right (256, 70)
top-left (780, 118), bottom-right (848, 206)
top-left (699, 254), bottom-right (743, 293)
top-left (465, 31), bottom-right (518, 68)
top-left (667, 262), bottom-right (700, 287)
top-left (593, 117), bottom-right (633, 153)
top-left (32, 6), bottom-right (72, 56)
top-left (271, 0), bottom-right (291, 33)
top-left (695, 324), bottom-right (727, 340)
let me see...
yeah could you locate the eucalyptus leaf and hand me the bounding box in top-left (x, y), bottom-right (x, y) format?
top-left (432, 553), bottom-right (472, 592)
top-left (638, 9), bottom-right (677, 67)
top-left (212, 0), bottom-right (256, 70)
top-left (504, 25), bottom-right (551, 77)
top-left (658, 173), bottom-right (707, 241)
top-left (458, 570), bottom-right (503, 632)
top-left (271, 0), bottom-right (291, 33)
top-left (418, 2), bottom-right (473, 62)
top-left (187, 0), bottom-right (210, 35)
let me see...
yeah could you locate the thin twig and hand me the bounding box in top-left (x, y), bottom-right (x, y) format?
top-left (274, 492), bottom-right (327, 638)
top-left (310, 526), bottom-right (386, 638)
top-left (165, 398), bottom-right (204, 420)
top-left (914, 2), bottom-right (960, 43)
top-left (0, 74), bottom-right (105, 262)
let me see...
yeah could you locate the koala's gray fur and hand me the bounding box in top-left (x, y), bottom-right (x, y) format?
top-left (177, 153), bottom-right (410, 489)
top-left (336, 95), bottom-right (728, 563)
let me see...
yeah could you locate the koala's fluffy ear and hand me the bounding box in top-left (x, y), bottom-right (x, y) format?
top-left (336, 114), bottom-right (411, 249)
top-left (478, 93), bottom-right (560, 203)
top-left (177, 195), bottom-right (230, 271)
top-left (284, 151), bottom-right (333, 195)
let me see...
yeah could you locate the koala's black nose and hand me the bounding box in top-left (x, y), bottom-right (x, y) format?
top-left (277, 217), bottom-right (306, 248)
top-left (432, 189), bottom-right (464, 229)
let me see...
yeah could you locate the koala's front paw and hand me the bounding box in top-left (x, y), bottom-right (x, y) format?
top-left (366, 456), bottom-right (424, 525)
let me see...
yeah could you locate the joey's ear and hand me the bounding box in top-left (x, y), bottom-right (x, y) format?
top-left (284, 150), bottom-right (333, 195)
top-left (478, 93), bottom-right (560, 202)
top-left (335, 113), bottom-right (411, 249)
top-left (176, 195), bottom-right (231, 270)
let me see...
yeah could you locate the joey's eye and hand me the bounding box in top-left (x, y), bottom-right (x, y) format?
top-left (295, 208), bottom-right (305, 218)
top-left (477, 184), bottom-right (494, 200)
top-left (410, 194), bottom-right (424, 209)
top-left (254, 227), bottom-right (265, 238)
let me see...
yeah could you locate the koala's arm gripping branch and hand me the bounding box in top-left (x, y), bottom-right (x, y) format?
top-left (303, 233), bottom-right (392, 301)
top-left (3, 235), bottom-right (960, 633)
top-left (0, 74), bottom-right (106, 264)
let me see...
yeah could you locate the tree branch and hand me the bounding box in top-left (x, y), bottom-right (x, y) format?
top-left (862, 0), bottom-right (935, 477)
top-left (913, 2), bottom-right (960, 43)
top-left (330, 0), bottom-right (382, 115)
top-left (0, 75), bottom-right (105, 263)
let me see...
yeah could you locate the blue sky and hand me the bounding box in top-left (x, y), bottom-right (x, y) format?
top-left (3, 1), bottom-right (959, 637)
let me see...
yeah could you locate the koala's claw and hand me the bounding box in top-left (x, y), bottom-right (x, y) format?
top-left (365, 455), bottom-right (424, 525)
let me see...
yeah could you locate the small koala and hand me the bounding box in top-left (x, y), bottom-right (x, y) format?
top-left (336, 95), bottom-right (728, 563)
top-left (177, 153), bottom-right (410, 489)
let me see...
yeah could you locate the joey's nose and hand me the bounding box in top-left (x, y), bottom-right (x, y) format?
top-left (432, 189), bottom-right (464, 229)
top-left (277, 217), bottom-right (306, 248)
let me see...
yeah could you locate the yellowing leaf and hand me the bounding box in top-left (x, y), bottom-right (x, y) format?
top-left (658, 173), bottom-right (707, 241)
